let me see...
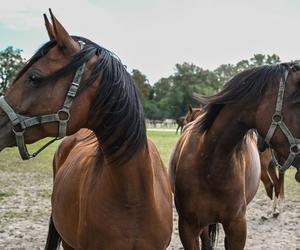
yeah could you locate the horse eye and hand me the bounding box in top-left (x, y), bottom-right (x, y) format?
top-left (28, 72), bottom-right (43, 86)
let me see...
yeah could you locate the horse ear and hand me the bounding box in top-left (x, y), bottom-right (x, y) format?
top-left (48, 9), bottom-right (78, 53)
top-left (188, 105), bottom-right (193, 113)
top-left (43, 14), bottom-right (55, 40)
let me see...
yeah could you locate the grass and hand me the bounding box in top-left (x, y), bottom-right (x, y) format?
top-left (0, 129), bottom-right (299, 200)
top-left (0, 192), bottom-right (14, 200)
top-left (147, 130), bottom-right (180, 166)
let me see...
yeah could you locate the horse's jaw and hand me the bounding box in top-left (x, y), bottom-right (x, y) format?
top-left (0, 116), bottom-right (15, 152)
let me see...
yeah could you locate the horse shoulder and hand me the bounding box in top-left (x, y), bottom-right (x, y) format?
top-left (53, 129), bottom-right (97, 176)
top-left (147, 138), bottom-right (170, 188)
top-left (169, 126), bottom-right (202, 191)
top-left (243, 134), bottom-right (261, 204)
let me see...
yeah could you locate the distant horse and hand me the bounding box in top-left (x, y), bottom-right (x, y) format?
top-left (0, 10), bottom-right (172, 249)
top-left (183, 105), bottom-right (203, 125)
top-left (176, 116), bottom-right (186, 134)
top-left (170, 64), bottom-right (300, 249)
top-left (257, 135), bottom-right (285, 218)
top-left (185, 106), bottom-right (286, 218)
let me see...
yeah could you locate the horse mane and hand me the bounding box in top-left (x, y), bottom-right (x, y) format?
top-left (15, 36), bottom-right (147, 165)
top-left (195, 63), bottom-right (300, 132)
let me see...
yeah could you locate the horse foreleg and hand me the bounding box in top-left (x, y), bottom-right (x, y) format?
top-left (178, 216), bottom-right (200, 250)
top-left (267, 163), bottom-right (283, 217)
top-left (268, 162), bottom-right (280, 198)
top-left (222, 217), bottom-right (247, 250)
top-left (260, 160), bottom-right (274, 200)
top-left (272, 172), bottom-right (285, 217)
top-left (278, 172), bottom-right (285, 200)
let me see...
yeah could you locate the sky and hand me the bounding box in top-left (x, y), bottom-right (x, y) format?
top-left (0, 0), bottom-right (299, 84)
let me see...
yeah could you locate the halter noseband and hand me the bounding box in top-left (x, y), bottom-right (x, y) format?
top-left (265, 69), bottom-right (300, 172)
top-left (0, 41), bottom-right (86, 160)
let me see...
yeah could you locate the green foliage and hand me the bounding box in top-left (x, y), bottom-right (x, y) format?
top-left (131, 69), bottom-right (152, 102)
top-left (0, 47), bottom-right (286, 120)
top-left (130, 53), bottom-right (285, 120)
top-left (0, 46), bottom-right (26, 95)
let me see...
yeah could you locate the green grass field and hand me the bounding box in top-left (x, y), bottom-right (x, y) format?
top-left (0, 129), bottom-right (299, 199)
top-left (0, 130), bottom-right (179, 173)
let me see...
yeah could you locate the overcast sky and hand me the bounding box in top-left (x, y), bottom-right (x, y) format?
top-left (0, 0), bottom-right (299, 83)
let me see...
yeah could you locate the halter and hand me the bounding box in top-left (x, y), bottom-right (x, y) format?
top-left (265, 69), bottom-right (300, 172)
top-left (0, 41), bottom-right (86, 160)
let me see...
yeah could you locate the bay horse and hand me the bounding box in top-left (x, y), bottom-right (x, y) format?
top-left (257, 134), bottom-right (285, 218)
top-left (176, 116), bottom-right (186, 134)
top-left (170, 64), bottom-right (300, 250)
top-left (0, 10), bottom-right (172, 249)
top-left (185, 106), bottom-right (286, 218)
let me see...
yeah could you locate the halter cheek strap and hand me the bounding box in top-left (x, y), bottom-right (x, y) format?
top-left (0, 41), bottom-right (86, 160)
top-left (265, 70), bottom-right (300, 172)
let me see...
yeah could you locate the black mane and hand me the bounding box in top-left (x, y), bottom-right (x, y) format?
top-left (195, 63), bottom-right (300, 132)
top-left (16, 36), bottom-right (147, 165)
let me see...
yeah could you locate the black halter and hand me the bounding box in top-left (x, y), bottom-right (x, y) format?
top-left (0, 41), bottom-right (86, 160)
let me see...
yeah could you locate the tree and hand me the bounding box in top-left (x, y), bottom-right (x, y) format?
top-left (131, 69), bottom-right (152, 102)
top-left (155, 63), bottom-right (221, 118)
top-left (0, 46), bottom-right (26, 95)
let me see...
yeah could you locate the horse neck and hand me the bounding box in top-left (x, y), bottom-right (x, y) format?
top-left (199, 105), bottom-right (251, 174)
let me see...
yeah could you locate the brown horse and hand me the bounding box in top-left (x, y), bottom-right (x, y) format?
top-left (170, 64), bottom-right (300, 250)
top-left (257, 135), bottom-right (285, 218)
top-left (0, 11), bottom-right (172, 249)
top-left (185, 106), bottom-right (286, 218)
top-left (183, 105), bottom-right (203, 126)
top-left (176, 116), bottom-right (186, 134)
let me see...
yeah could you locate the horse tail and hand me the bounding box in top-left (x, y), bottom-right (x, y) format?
top-left (45, 215), bottom-right (61, 250)
top-left (209, 223), bottom-right (219, 248)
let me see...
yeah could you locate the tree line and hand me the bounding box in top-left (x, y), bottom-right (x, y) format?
top-left (0, 46), bottom-right (295, 119)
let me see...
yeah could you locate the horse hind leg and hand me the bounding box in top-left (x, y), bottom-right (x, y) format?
top-left (200, 225), bottom-right (218, 250)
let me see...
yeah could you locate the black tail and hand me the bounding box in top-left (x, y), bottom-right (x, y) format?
top-left (209, 223), bottom-right (219, 248)
top-left (45, 215), bottom-right (61, 250)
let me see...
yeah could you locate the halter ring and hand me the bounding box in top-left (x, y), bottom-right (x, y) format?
top-left (290, 144), bottom-right (300, 155)
top-left (272, 113), bottom-right (282, 124)
top-left (57, 109), bottom-right (71, 122)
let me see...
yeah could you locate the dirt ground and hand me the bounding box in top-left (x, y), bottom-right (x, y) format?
top-left (0, 168), bottom-right (299, 250)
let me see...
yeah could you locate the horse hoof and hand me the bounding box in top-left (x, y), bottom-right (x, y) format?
top-left (295, 170), bottom-right (300, 183)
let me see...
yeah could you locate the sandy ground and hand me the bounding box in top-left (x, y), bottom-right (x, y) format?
top-left (0, 169), bottom-right (299, 250)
